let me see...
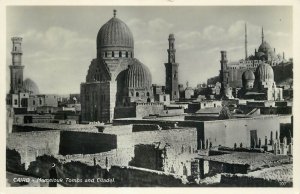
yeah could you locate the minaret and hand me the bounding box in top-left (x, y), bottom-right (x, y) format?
top-left (220, 51), bottom-right (229, 96)
top-left (245, 23), bottom-right (248, 60)
top-left (261, 27), bottom-right (264, 43)
top-left (9, 37), bottom-right (24, 94)
top-left (165, 34), bottom-right (179, 101)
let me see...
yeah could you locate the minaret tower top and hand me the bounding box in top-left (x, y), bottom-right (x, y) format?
top-left (167, 34), bottom-right (176, 63)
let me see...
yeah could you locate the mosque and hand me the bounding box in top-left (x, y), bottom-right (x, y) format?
top-left (221, 25), bottom-right (288, 90)
top-left (6, 37), bottom-right (60, 112)
top-left (219, 24), bottom-right (285, 101)
top-left (80, 10), bottom-right (180, 123)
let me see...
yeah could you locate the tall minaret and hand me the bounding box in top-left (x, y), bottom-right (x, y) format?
top-left (220, 51), bottom-right (229, 96)
top-left (165, 34), bottom-right (179, 101)
top-left (261, 27), bottom-right (264, 43)
top-left (245, 23), bottom-right (248, 60)
top-left (9, 37), bottom-right (24, 94)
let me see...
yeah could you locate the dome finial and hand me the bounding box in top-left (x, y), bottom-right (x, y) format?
top-left (113, 9), bottom-right (117, 18)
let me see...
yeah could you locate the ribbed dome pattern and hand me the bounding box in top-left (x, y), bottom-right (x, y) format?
top-left (125, 59), bottom-right (152, 89)
top-left (242, 70), bottom-right (255, 81)
top-left (23, 78), bottom-right (39, 94)
top-left (97, 17), bottom-right (134, 49)
top-left (255, 62), bottom-right (274, 82)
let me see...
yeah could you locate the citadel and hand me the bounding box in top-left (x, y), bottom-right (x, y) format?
top-left (6, 10), bottom-right (293, 187)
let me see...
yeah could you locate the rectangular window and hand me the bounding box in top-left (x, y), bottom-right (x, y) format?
top-left (163, 96), bottom-right (166, 101)
top-left (14, 99), bottom-right (17, 105)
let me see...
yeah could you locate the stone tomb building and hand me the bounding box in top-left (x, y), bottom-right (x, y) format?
top-left (81, 10), bottom-right (155, 122)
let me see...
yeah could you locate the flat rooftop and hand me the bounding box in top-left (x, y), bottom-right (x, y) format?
top-left (198, 152), bottom-right (291, 170)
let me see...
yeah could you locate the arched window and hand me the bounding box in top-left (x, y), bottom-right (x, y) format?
top-left (119, 51), bottom-right (122, 57)
top-left (136, 92), bottom-right (139, 97)
top-left (126, 52), bottom-right (128, 58)
top-left (147, 98), bottom-right (150, 103)
top-left (146, 92), bottom-right (150, 97)
top-left (112, 51), bottom-right (115, 57)
top-left (105, 52), bottom-right (107, 58)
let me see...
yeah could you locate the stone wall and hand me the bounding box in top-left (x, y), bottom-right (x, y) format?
top-left (114, 106), bottom-right (136, 118)
top-left (80, 81), bottom-right (112, 123)
top-left (203, 116), bottom-right (280, 148)
top-left (7, 131), bottom-right (61, 166)
top-left (129, 144), bottom-right (163, 171)
top-left (132, 124), bottom-right (161, 132)
top-left (136, 103), bottom-right (164, 118)
top-left (59, 131), bottom-right (117, 155)
top-left (7, 153), bottom-right (187, 187)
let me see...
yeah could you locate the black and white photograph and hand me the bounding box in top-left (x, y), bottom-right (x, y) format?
top-left (1, 2), bottom-right (298, 191)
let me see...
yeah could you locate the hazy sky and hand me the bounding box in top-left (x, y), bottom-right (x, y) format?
top-left (6, 6), bottom-right (292, 94)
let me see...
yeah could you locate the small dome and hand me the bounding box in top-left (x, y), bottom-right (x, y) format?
top-left (23, 78), bottom-right (39, 94)
top-left (255, 62), bottom-right (274, 82)
top-left (125, 59), bottom-right (152, 89)
top-left (242, 70), bottom-right (255, 81)
top-left (97, 11), bottom-right (134, 51)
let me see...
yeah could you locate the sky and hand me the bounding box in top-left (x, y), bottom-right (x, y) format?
top-left (6, 6), bottom-right (293, 94)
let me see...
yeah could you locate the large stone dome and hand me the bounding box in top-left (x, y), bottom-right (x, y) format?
top-left (255, 62), bottom-right (274, 82)
top-left (125, 59), bottom-right (152, 89)
top-left (23, 78), bottom-right (39, 94)
top-left (258, 41), bottom-right (271, 53)
top-left (242, 70), bottom-right (255, 81)
top-left (96, 10), bottom-right (134, 58)
top-left (258, 41), bottom-right (275, 60)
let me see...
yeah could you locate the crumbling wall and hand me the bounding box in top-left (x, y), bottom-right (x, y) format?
top-left (129, 144), bottom-right (163, 171)
top-left (7, 131), bottom-right (61, 165)
top-left (6, 149), bottom-right (25, 173)
top-left (117, 128), bottom-right (198, 176)
top-left (109, 166), bottom-right (186, 187)
top-left (59, 131), bottom-right (117, 155)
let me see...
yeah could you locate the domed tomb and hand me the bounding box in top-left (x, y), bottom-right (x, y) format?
top-left (255, 62), bottom-right (274, 82)
top-left (97, 10), bottom-right (134, 59)
top-left (23, 78), bottom-right (39, 94)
